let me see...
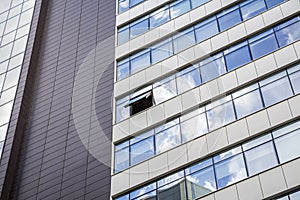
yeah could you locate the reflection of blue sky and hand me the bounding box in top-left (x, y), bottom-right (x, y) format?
top-left (276, 21), bottom-right (300, 46)
top-left (153, 78), bottom-right (177, 104)
top-left (181, 114), bottom-right (207, 142)
top-left (176, 68), bottom-right (201, 94)
top-left (156, 125), bottom-right (181, 153)
top-left (130, 183), bottom-right (156, 199)
top-left (119, 0), bottom-right (129, 9)
top-left (186, 166), bottom-right (216, 192)
top-left (158, 171), bottom-right (184, 188)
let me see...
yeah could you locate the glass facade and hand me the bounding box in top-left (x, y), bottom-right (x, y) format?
top-left (0, 0), bottom-right (36, 156)
top-left (116, 1), bottom-right (291, 81)
top-left (114, 62), bottom-right (300, 172)
top-left (116, 16), bottom-right (300, 122)
top-left (115, 120), bottom-right (300, 200)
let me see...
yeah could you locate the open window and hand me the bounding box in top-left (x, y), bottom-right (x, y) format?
top-left (126, 86), bottom-right (154, 115)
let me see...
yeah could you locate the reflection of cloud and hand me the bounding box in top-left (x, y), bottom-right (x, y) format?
top-left (187, 176), bottom-right (216, 192)
top-left (119, 0), bottom-right (129, 9)
top-left (181, 115), bottom-right (207, 141)
top-left (204, 181), bottom-right (216, 192)
top-left (170, 7), bottom-right (180, 18)
top-left (219, 148), bottom-right (240, 160)
top-left (226, 156), bottom-right (246, 186)
top-left (176, 71), bottom-right (199, 94)
top-left (156, 126), bottom-right (180, 153)
top-left (153, 80), bottom-right (176, 104)
top-left (159, 171), bottom-right (184, 189)
top-left (281, 25), bottom-right (300, 45)
top-left (153, 10), bottom-right (169, 22)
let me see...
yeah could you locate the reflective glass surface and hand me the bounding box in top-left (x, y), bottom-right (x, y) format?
top-left (117, 0), bottom-right (288, 80)
top-left (116, 120), bottom-right (300, 199)
top-left (0, 0), bottom-right (36, 158)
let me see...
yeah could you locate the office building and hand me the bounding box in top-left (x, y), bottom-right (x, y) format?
top-left (0, 0), bottom-right (300, 199)
top-left (112, 0), bottom-right (300, 200)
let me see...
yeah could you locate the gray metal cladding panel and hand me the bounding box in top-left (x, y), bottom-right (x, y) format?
top-left (11, 0), bottom-right (115, 199)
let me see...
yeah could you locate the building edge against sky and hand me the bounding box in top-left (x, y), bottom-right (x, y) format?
top-left (0, 0), bottom-right (299, 200)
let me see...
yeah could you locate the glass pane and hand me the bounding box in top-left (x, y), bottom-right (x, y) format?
top-left (151, 40), bottom-right (173, 64)
top-left (117, 60), bottom-right (130, 81)
top-left (173, 28), bottom-right (196, 54)
top-left (191, 0), bottom-right (209, 8)
top-left (115, 147), bottom-right (129, 172)
top-left (194, 17), bottom-right (218, 43)
top-left (240, 0), bottom-right (267, 20)
top-left (244, 142), bottom-right (278, 176)
top-left (0, 0), bottom-right (11, 13)
top-left (260, 76), bottom-right (293, 107)
top-left (0, 74), bottom-right (5, 90)
top-left (217, 6), bottom-right (242, 31)
top-left (0, 86), bottom-right (17, 105)
top-left (158, 171), bottom-right (184, 187)
top-left (275, 20), bottom-right (300, 47)
top-left (0, 101), bottom-right (13, 125)
top-left (130, 183), bottom-right (156, 200)
top-left (4, 15), bottom-right (19, 34)
top-left (3, 67), bottom-right (21, 90)
top-left (8, 52), bottom-right (23, 70)
top-left (249, 30), bottom-right (278, 59)
top-left (155, 125), bottom-right (181, 153)
top-left (199, 54), bottom-right (226, 83)
top-left (116, 97), bottom-right (130, 122)
top-left (181, 113), bottom-right (207, 142)
top-left (207, 101), bottom-right (235, 131)
top-left (290, 191), bottom-right (300, 200)
top-left (130, 18), bottom-right (149, 38)
top-left (289, 70), bottom-right (300, 94)
top-left (130, 50), bottom-right (150, 74)
top-left (215, 154), bottom-right (247, 188)
top-left (11, 35), bottom-right (28, 56)
top-left (130, 136), bottom-right (154, 165)
top-left (275, 129), bottom-right (300, 163)
top-left (225, 43), bottom-right (251, 71)
top-left (130, 0), bottom-right (143, 7)
top-left (158, 179), bottom-right (186, 200)
top-left (153, 77), bottom-right (177, 104)
top-left (265, 0), bottom-right (284, 8)
top-left (0, 124), bottom-right (8, 141)
top-left (214, 147), bottom-right (242, 163)
top-left (176, 68), bottom-right (201, 94)
top-left (186, 166), bottom-right (216, 199)
top-left (185, 159), bottom-right (213, 175)
top-left (150, 6), bottom-right (170, 28)
top-left (0, 43), bottom-right (13, 63)
top-left (119, 0), bottom-right (129, 13)
top-left (118, 26), bottom-right (130, 45)
top-left (170, 0), bottom-right (191, 19)
top-left (155, 118), bottom-right (179, 133)
top-left (18, 9), bottom-right (33, 28)
top-left (233, 89), bottom-right (263, 119)
top-left (116, 194), bottom-right (129, 200)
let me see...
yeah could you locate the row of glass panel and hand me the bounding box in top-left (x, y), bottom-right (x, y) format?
top-left (114, 62), bottom-right (300, 173)
top-left (118, 0), bottom-right (210, 44)
top-left (276, 190), bottom-right (300, 200)
top-left (117, 0), bottom-right (286, 80)
top-left (0, 0), bottom-right (36, 158)
top-left (118, 0), bottom-right (145, 14)
top-left (116, 15), bottom-right (300, 123)
top-left (115, 120), bottom-right (300, 200)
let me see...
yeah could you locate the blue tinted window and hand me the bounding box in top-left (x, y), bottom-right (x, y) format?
top-left (191, 0), bottom-right (209, 8)
top-left (130, 18), bottom-right (149, 38)
top-left (118, 26), bottom-right (130, 45)
top-left (265, 0), bottom-right (284, 8)
top-left (115, 146), bottom-right (129, 172)
top-left (240, 0), bottom-right (267, 20)
top-left (244, 141), bottom-right (278, 176)
top-left (130, 136), bottom-right (154, 165)
top-left (130, 0), bottom-right (144, 7)
top-left (195, 17), bottom-right (219, 43)
top-left (224, 42), bottom-right (251, 71)
top-left (275, 129), bottom-right (300, 163)
top-left (275, 18), bottom-right (300, 47)
top-left (173, 28), bottom-right (196, 54)
top-left (116, 97), bottom-right (130, 123)
top-left (150, 6), bottom-right (170, 28)
top-left (130, 50), bottom-right (150, 74)
top-left (181, 113), bottom-right (207, 142)
top-left (233, 85), bottom-right (263, 119)
top-left (260, 72), bottom-right (293, 106)
top-left (199, 53), bottom-right (226, 83)
top-left (215, 154), bottom-right (247, 188)
top-left (186, 166), bottom-right (216, 198)
top-left (249, 30), bottom-right (278, 59)
top-left (130, 183), bottom-right (156, 200)
top-left (117, 60), bottom-right (130, 80)
top-left (119, 0), bottom-right (129, 13)
top-left (155, 125), bottom-right (181, 153)
top-left (151, 40), bottom-right (173, 64)
top-left (170, 0), bottom-right (191, 19)
top-left (116, 194), bottom-right (129, 200)
top-left (176, 67), bottom-right (201, 94)
top-left (288, 64), bottom-right (300, 94)
top-left (217, 6), bottom-right (242, 31)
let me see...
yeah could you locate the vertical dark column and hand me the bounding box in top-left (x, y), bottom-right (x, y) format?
top-left (0, 0), bottom-right (116, 199)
